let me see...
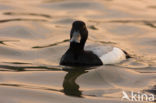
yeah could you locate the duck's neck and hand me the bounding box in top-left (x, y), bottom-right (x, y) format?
top-left (69, 42), bottom-right (85, 60)
top-left (69, 42), bottom-right (84, 52)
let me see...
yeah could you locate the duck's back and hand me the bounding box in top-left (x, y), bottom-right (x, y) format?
top-left (85, 45), bottom-right (113, 57)
top-left (85, 45), bottom-right (126, 64)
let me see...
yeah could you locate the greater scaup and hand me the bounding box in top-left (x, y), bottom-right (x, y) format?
top-left (60, 20), bottom-right (130, 66)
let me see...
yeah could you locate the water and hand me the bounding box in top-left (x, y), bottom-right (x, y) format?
top-left (0, 0), bottom-right (156, 103)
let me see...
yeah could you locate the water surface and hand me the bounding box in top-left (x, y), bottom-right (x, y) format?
top-left (0, 0), bottom-right (156, 103)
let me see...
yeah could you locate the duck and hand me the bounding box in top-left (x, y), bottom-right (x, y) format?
top-left (60, 20), bottom-right (130, 66)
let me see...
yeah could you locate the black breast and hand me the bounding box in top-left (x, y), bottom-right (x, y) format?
top-left (60, 49), bottom-right (103, 66)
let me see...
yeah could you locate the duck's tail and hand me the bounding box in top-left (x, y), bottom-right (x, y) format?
top-left (123, 50), bottom-right (131, 59)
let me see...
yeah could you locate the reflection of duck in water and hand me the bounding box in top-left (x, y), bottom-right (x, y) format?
top-left (62, 68), bottom-right (87, 97)
top-left (60, 21), bottom-right (130, 66)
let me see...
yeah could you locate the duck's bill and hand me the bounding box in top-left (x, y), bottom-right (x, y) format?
top-left (70, 31), bottom-right (81, 43)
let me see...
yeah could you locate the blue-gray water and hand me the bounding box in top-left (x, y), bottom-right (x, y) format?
top-left (0, 0), bottom-right (156, 103)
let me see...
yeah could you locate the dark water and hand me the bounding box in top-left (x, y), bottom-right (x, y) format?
top-left (0, 0), bottom-right (156, 103)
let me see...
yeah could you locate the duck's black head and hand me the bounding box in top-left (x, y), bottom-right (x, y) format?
top-left (69, 20), bottom-right (88, 51)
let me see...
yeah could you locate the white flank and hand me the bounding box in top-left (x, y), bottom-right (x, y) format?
top-left (99, 47), bottom-right (126, 64)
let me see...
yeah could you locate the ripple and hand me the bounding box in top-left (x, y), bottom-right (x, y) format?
top-left (4, 12), bottom-right (52, 19)
top-left (0, 18), bottom-right (48, 24)
top-left (0, 64), bottom-right (61, 72)
top-left (32, 39), bottom-right (69, 49)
